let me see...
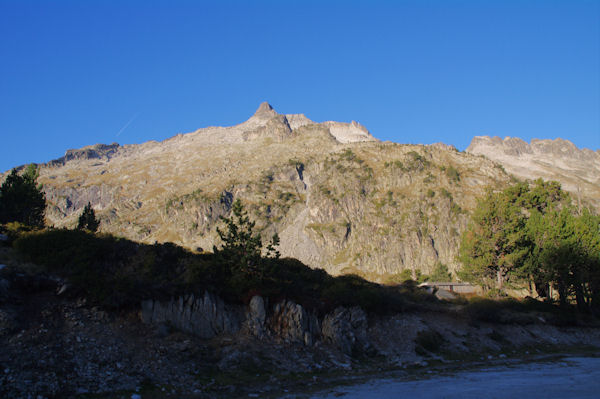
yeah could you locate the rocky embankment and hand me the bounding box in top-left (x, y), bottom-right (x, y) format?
top-left (1, 256), bottom-right (599, 399)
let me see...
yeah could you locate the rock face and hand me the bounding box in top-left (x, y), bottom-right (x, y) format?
top-left (467, 136), bottom-right (600, 211)
top-left (244, 295), bottom-right (267, 339)
top-left (140, 292), bottom-right (244, 339)
top-left (3, 103), bottom-right (515, 280)
top-left (49, 143), bottom-right (121, 166)
top-left (322, 307), bottom-right (369, 355)
top-left (269, 299), bottom-right (319, 346)
top-left (141, 294), bottom-right (362, 352)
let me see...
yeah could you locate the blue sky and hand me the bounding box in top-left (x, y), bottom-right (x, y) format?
top-left (1, 0), bottom-right (598, 172)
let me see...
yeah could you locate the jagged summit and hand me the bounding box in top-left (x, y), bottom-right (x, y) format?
top-left (237, 102), bottom-right (377, 144)
top-left (255, 101), bottom-right (274, 113)
top-left (251, 101), bottom-right (278, 119)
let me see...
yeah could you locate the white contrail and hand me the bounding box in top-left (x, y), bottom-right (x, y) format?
top-left (116, 112), bottom-right (140, 137)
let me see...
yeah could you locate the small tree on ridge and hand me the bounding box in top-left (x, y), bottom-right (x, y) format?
top-left (77, 202), bottom-right (100, 232)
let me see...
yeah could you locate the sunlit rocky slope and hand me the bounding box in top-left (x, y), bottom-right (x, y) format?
top-left (5, 103), bottom-right (522, 280)
top-left (467, 136), bottom-right (600, 211)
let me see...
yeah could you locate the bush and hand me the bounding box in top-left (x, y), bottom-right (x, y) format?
top-left (445, 166), bottom-right (460, 182)
top-left (427, 262), bottom-right (452, 282)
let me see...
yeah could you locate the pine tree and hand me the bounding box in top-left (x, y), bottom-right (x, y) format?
top-left (0, 165), bottom-right (46, 227)
top-left (214, 199), bottom-right (280, 274)
top-left (458, 183), bottom-right (530, 292)
top-left (77, 202), bottom-right (100, 232)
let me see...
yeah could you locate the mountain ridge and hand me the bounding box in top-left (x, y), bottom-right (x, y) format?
top-left (466, 135), bottom-right (600, 211)
top-left (2, 105), bottom-right (597, 280)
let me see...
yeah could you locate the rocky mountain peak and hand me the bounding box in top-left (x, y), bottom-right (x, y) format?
top-left (252, 102), bottom-right (278, 118)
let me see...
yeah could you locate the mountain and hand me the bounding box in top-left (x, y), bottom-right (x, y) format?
top-left (466, 136), bottom-right (600, 211)
top-left (4, 103), bottom-right (514, 280)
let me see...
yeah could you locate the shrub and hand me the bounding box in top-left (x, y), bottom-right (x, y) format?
top-left (445, 166), bottom-right (460, 182)
top-left (427, 262), bottom-right (452, 282)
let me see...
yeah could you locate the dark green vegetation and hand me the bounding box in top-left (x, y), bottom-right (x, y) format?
top-left (9, 202), bottom-right (434, 314)
top-left (0, 165), bottom-right (46, 227)
top-left (390, 262), bottom-right (452, 285)
top-left (77, 202), bottom-right (100, 232)
top-left (459, 179), bottom-right (600, 313)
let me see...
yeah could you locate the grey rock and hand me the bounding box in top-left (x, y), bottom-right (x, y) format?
top-left (244, 296), bottom-right (267, 338)
top-left (321, 306), bottom-right (368, 355)
top-left (269, 299), bottom-right (319, 345)
top-left (141, 291), bottom-right (243, 339)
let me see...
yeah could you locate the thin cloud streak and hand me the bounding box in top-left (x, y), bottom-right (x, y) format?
top-left (116, 113), bottom-right (140, 137)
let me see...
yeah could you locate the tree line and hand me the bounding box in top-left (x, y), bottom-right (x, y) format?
top-left (459, 179), bottom-right (600, 313)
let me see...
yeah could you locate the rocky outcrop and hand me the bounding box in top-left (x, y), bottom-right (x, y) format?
top-left (322, 307), bottom-right (369, 355)
top-left (140, 292), bottom-right (244, 339)
top-left (49, 143), bottom-right (121, 166)
top-left (322, 120), bottom-right (376, 143)
top-left (467, 136), bottom-right (600, 211)
top-left (268, 299), bottom-right (320, 346)
top-left (141, 293), bottom-right (368, 352)
top-left (244, 295), bottom-right (267, 339)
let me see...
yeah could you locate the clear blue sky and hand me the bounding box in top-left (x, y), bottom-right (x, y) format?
top-left (1, 0), bottom-right (598, 172)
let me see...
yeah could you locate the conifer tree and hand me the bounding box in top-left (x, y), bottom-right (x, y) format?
top-left (0, 165), bottom-right (46, 227)
top-left (214, 199), bottom-right (280, 274)
top-left (77, 202), bottom-right (100, 232)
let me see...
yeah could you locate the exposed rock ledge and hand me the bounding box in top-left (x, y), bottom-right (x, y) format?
top-left (141, 292), bottom-right (369, 355)
top-left (140, 291), bottom-right (600, 363)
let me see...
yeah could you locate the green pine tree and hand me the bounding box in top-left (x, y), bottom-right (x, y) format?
top-left (458, 183), bottom-right (530, 292)
top-left (0, 165), bottom-right (46, 227)
top-left (77, 202), bottom-right (100, 232)
top-left (214, 199), bottom-right (280, 274)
